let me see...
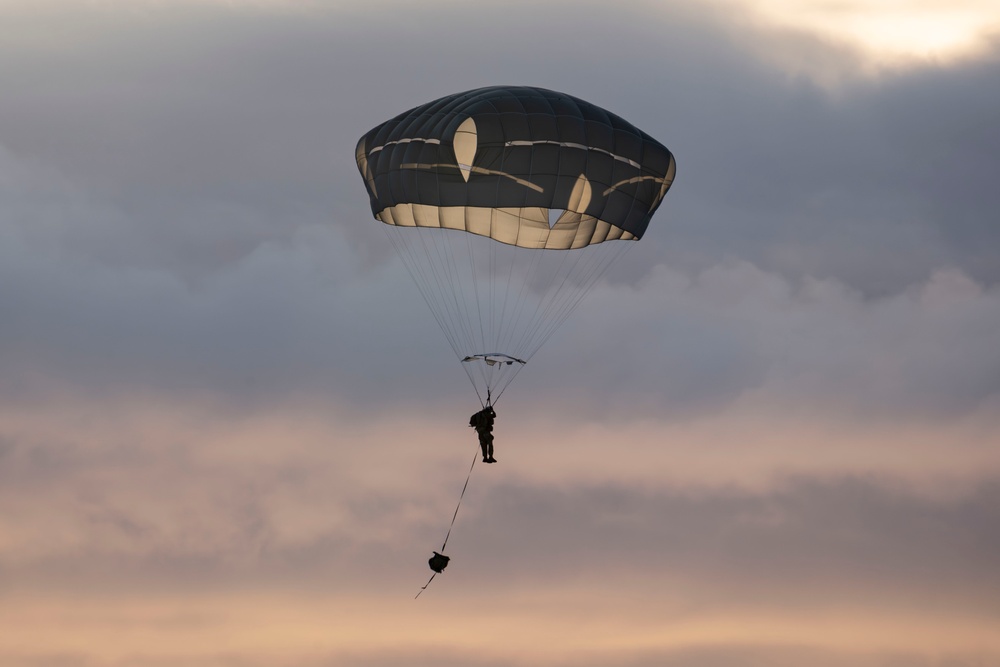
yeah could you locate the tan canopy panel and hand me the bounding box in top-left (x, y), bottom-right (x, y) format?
top-left (356, 87), bottom-right (676, 402)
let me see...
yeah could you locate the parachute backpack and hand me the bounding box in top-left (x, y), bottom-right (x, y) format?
top-left (428, 552), bottom-right (450, 573)
top-left (356, 86), bottom-right (676, 596)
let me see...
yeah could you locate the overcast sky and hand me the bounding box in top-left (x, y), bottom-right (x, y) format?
top-left (2, 1), bottom-right (999, 666)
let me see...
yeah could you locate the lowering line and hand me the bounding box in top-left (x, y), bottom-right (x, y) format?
top-left (415, 443), bottom-right (480, 599)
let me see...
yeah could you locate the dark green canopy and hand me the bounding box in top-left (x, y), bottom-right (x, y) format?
top-left (356, 86), bottom-right (675, 250)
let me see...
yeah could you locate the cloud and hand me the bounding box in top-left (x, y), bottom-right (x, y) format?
top-left (3, 454), bottom-right (1000, 665)
top-left (3, 393), bottom-right (997, 609)
top-left (4, 644), bottom-right (989, 667)
top-left (1, 3), bottom-right (998, 666)
top-left (741, 0), bottom-right (1000, 64)
top-left (5, 109), bottom-right (1000, 417)
top-left (2, 0), bottom-right (999, 293)
top-left (5, 181), bottom-right (1000, 418)
top-left (523, 262), bottom-right (1000, 423)
top-left (4, 420), bottom-right (1000, 665)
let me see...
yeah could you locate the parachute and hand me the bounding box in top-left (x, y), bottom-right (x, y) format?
top-left (356, 86), bottom-right (675, 404)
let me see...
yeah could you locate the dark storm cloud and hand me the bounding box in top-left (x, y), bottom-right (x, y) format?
top-left (2, 1), bottom-right (998, 285)
top-left (1, 0), bottom-right (998, 411)
top-left (0, 141), bottom-right (458, 404)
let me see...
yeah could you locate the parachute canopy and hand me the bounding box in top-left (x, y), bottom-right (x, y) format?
top-left (356, 86), bottom-right (675, 401)
top-left (356, 86), bottom-right (675, 249)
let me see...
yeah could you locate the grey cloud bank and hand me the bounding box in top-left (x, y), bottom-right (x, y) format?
top-left (6, 178), bottom-right (999, 417)
top-left (2, 1), bottom-right (998, 285)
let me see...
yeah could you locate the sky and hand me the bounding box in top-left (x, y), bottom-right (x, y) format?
top-left (1, 0), bottom-right (999, 665)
